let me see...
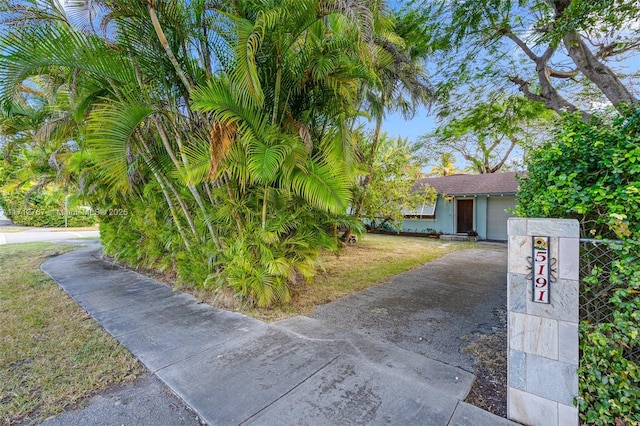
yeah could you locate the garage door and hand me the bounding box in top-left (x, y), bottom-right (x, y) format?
top-left (486, 197), bottom-right (516, 241)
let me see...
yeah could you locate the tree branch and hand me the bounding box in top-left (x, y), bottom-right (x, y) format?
top-left (509, 76), bottom-right (546, 103)
top-left (548, 68), bottom-right (579, 78)
top-left (564, 32), bottom-right (638, 110)
top-left (540, 45), bottom-right (556, 63)
top-left (489, 137), bottom-right (517, 173)
top-left (596, 41), bottom-right (640, 60)
top-left (502, 29), bottom-right (539, 61)
top-left (509, 72), bottom-right (589, 120)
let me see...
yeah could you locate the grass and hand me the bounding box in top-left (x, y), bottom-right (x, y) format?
top-left (198, 234), bottom-right (478, 322)
top-left (0, 242), bottom-right (142, 425)
top-left (0, 226), bottom-right (31, 233)
top-left (49, 226), bottom-right (99, 232)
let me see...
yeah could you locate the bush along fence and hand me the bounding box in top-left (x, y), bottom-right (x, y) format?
top-left (507, 218), bottom-right (639, 426)
top-left (507, 218), bottom-right (580, 426)
top-left (578, 238), bottom-right (639, 424)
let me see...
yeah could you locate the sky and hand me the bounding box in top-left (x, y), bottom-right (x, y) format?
top-left (382, 106), bottom-right (435, 142)
top-left (381, 0), bottom-right (640, 173)
top-left (357, 107), bottom-right (450, 174)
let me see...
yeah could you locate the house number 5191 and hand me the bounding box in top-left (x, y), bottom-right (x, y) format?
top-left (532, 236), bottom-right (550, 304)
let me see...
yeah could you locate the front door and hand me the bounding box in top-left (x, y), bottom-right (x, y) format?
top-left (456, 199), bottom-right (474, 234)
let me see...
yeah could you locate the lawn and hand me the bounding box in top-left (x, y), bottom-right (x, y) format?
top-left (211, 234), bottom-right (479, 321)
top-left (0, 242), bottom-right (143, 425)
top-left (0, 226), bottom-right (31, 233)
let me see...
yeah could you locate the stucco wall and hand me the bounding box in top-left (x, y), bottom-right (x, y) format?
top-left (401, 194), bottom-right (516, 240)
top-left (402, 195), bottom-right (454, 234)
top-left (475, 196), bottom-right (488, 239)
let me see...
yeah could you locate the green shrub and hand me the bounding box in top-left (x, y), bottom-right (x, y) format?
top-left (98, 179), bottom-right (341, 308)
top-left (208, 217), bottom-right (334, 308)
top-left (99, 191), bottom-right (182, 273)
top-left (0, 190), bottom-right (97, 227)
top-left (517, 109), bottom-right (640, 424)
top-left (578, 240), bottom-right (640, 424)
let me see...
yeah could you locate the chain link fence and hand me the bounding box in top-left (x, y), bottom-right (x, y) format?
top-left (579, 238), bottom-right (639, 363)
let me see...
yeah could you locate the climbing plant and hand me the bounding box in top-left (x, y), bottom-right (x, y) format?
top-left (517, 108), bottom-right (640, 424)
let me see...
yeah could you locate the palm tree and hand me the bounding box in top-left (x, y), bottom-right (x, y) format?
top-left (343, 8), bottom-right (433, 240)
top-left (0, 0), bottom-right (390, 307)
top-left (0, 73), bottom-right (87, 219)
top-left (188, 1), bottom-right (378, 306)
top-left (430, 152), bottom-right (459, 176)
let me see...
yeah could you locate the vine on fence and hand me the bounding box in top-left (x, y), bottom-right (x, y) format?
top-left (517, 108), bottom-right (640, 425)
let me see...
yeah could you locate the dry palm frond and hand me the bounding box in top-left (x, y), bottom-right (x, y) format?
top-left (208, 120), bottom-right (237, 180)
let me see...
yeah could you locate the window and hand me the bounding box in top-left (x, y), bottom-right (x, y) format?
top-left (403, 199), bottom-right (436, 219)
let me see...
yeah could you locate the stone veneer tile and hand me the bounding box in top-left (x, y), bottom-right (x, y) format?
top-left (558, 237), bottom-right (580, 281)
top-left (508, 218), bottom-right (527, 236)
top-left (508, 387), bottom-right (558, 426)
top-left (508, 350), bottom-right (526, 390)
top-left (526, 278), bottom-right (579, 323)
top-left (526, 219), bottom-right (579, 238)
top-left (558, 321), bottom-right (579, 365)
top-left (509, 312), bottom-right (558, 359)
top-left (526, 354), bottom-right (578, 406)
top-left (549, 236), bottom-right (559, 269)
top-left (508, 274), bottom-right (526, 313)
top-left (509, 235), bottom-right (531, 275)
top-left (558, 403), bottom-right (579, 426)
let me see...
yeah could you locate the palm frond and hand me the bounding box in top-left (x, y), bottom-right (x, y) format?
top-left (180, 136), bottom-right (212, 186)
top-left (0, 25), bottom-right (136, 107)
top-left (226, 147), bottom-right (252, 193)
top-left (85, 98), bottom-right (153, 191)
top-left (208, 120), bottom-right (237, 179)
top-left (0, 0), bottom-right (69, 28)
top-left (321, 0), bottom-right (374, 43)
top-left (290, 157), bottom-right (351, 213)
top-left (191, 77), bottom-right (266, 138)
top-left (220, 12), bottom-right (264, 105)
top-left (247, 140), bottom-right (290, 184)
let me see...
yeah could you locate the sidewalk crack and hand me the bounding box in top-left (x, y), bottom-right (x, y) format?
top-left (238, 355), bottom-right (342, 425)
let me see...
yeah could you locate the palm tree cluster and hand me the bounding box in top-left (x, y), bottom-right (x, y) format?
top-left (0, 0), bottom-right (430, 307)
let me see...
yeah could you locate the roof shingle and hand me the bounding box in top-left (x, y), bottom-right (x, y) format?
top-left (414, 172), bottom-right (520, 195)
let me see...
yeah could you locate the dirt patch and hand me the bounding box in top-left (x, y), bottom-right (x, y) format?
top-left (463, 306), bottom-right (508, 418)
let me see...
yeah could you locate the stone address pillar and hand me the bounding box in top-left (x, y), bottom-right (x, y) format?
top-left (507, 218), bottom-right (579, 426)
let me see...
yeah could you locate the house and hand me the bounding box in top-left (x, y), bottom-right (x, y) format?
top-left (402, 172), bottom-right (520, 241)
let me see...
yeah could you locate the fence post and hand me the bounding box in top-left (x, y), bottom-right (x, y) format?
top-left (507, 218), bottom-right (579, 426)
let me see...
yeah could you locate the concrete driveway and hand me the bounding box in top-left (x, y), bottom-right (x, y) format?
top-left (313, 248), bottom-right (508, 373)
top-left (40, 245), bottom-right (516, 425)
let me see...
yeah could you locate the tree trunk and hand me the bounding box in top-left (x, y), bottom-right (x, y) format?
top-left (563, 33), bottom-right (638, 111)
top-left (147, 2), bottom-right (192, 93)
top-left (548, 0), bottom-right (638, 112)
top-left (341, 108), bottom-right (384, 242)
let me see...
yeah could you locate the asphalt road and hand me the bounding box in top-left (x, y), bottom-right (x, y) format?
top-left (0, 213), bottom-right (100, 244)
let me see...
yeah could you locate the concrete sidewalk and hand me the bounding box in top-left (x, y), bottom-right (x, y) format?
top-left (41, 245), bottom-right (517, 425)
